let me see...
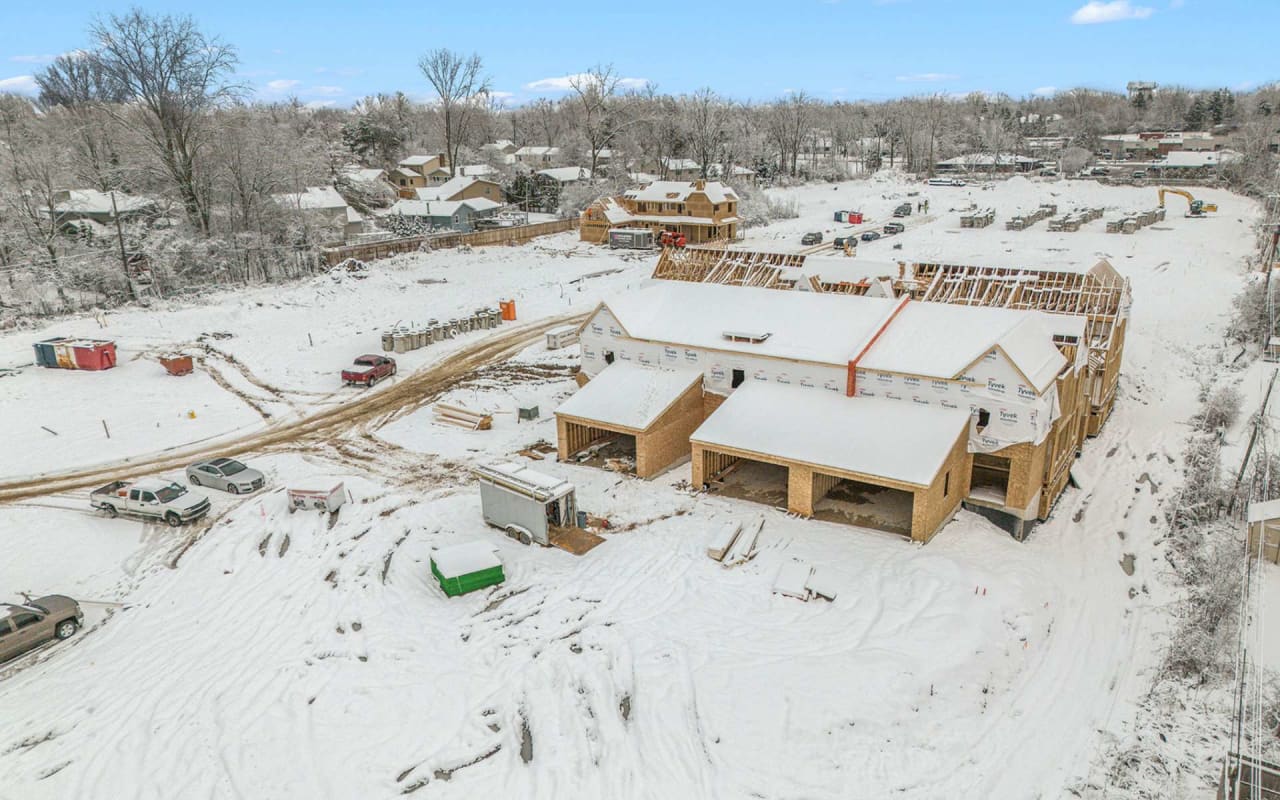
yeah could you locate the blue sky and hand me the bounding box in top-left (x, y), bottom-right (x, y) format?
top-left (0, 1), bottom-right (1273, 107)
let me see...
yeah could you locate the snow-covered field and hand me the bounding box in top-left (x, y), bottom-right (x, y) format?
top-left (0, 175), bottom-right (1263, 798)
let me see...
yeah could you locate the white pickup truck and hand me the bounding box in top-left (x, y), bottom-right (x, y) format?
top-left (91, 478), bottom-right (212, 527)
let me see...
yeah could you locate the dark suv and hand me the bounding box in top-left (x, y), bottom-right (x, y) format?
top-left (883, 222), bottom-right (905, 235)
top-left (801, 232), bottom-right (823, 245)
top-left (0, 596), bottom-right (83, 663)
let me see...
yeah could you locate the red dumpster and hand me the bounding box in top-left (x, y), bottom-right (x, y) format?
top-left (848, 211), bottom-right (864, 225)
top-left (160, 354), bottom-right (194, 376)
top-left (70, 340), bottom-right (117, 371)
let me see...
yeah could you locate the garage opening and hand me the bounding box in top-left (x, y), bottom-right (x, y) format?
top-left (812, 474), bottom-right (915, 537)
top-left (703, 453), bottom-right (789, 510)
top-left (568, 429), bottom-right (636, 475)
top-left (970, 453), bottom-right (1011, 504)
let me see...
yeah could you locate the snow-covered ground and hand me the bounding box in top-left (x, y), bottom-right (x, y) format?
top-left (0, 175), bottom-right (1262, 798)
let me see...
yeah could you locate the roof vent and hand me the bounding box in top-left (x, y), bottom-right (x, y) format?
top-left (722, 330), bottom-right (772, 344)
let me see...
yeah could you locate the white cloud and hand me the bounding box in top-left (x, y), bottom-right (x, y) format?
top-left (0, 75), bottom-right (38, 94)
top-left (9, 54), bottom-right (55, 64)
top-left (311, 85), bottom-right (344, 96)
top-left (489, 90), bottom-right (515, 100)
top-left (1032, 86), bottom-right (1058, 97)
top-left (304, 100), bottom-right (336, 110)
top-left (895, 73), bottom-right (958, 82)
top-left (1070, 1), bottom-right (1154, 23)
top-left (524, 72), bottom-right (648, 92)
top-left (265, 79), bottom-right (301, 92)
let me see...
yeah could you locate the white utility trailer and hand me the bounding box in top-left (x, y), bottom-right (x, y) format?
top-left (474, 463), bottom-right (576, 546)
top-left (287, 482), bottom-right (347, 513)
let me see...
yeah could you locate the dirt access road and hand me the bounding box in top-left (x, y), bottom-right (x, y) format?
top-left (0, 312), bottom-right (587, 504)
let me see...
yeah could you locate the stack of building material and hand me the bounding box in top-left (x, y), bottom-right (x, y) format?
top-left (706, 520), bottom-right (743, 562)
top-left (1004, 203), bottom-right (1057, 231)
top-left (434, 402), bottom-right (493, 430)
top-left (545, 325), bottom-right (580, 350)
top-left (960, 208), bottom-right (996, 228)
top-left (722, 517), bottom-right (762, 566)
top-left (772, 560), bottom-right (814, 600)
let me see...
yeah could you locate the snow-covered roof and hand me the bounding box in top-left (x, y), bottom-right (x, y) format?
top-left (661, 157), bottom-right (701, 171)
top-left (1162, 149), bottom-right (1240, 168)
top-left (52, 189), bottom-right (155, 216)
top-left (624, 180), bottom-right (737, 204)
top-left (691, 382), bottom-right (970, 486)
top-left (274, 186), bottom-right (349, 212)
top-left (707, 163), bottom-right (756, 178)
top-left (858, 301), bottom-right (1067, 392)
top-left (557, 363), bottom-right (702, 431)
top-left (341, 166), bottom-right (386, 183)
top-left (458, 164), bottom-right (497, 177)
top-left (391, 167), bottom-right (420, 180)
top-left (1248, 499), bottom-right (1280, 524)
top-left (937, 153), bottom-right (1040, 167)
top-left (345, 207), bottom-right (364, 224)
top-left (387, 198), bottom-right (500, 218)
top-left (537, 166), bottom-right (592, 183)
top-left (515, 145), bottom-right (560, 156)
top-left (431, 541), bottom-right (500, 578)
top-left (399, 154), bottom-right (441, 167)
top-left (478, 462), bottom-right (574, 498)
top-left (417, 175), bottom-right (500, 201)
top-left (599, 282), bottom-right (896, 367)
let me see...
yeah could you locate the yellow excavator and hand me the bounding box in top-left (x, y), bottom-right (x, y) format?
top-left (1157, 187), bottom-right (1218, 217)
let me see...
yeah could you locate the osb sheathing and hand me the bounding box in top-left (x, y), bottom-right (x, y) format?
top-left (556, 381), bottom-right (708, 479)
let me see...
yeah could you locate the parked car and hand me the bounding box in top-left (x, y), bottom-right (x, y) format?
top-left (883, 222), bottom-right (905, 235)
top-left (893, 203), bottom-right (913, 217)
top-left (342, 354), bottom-right (396, 387)
top-left (91, 478), bottom-right (212, 527)
top-left (833, 236), bottom-right (857, 249)
top-left (0, 596), bottom-right (83, 663)
top-left (1089, 166), bottom-right (1110, 176)
top-left (927, 177), bottom-right (965, 187)
top-left (800, 232), bottom-right (823, 245)
top-left (186, 458), bottom-right (265, 494)
top-left (1132, 170), bottom-right (1147, 179)
top-left (861, 231), bottom-right (882, 242)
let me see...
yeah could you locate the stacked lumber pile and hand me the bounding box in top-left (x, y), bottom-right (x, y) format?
top-left (1004, 203), bottom-right (1058, 231)
top-left (960, 208), bottom-right (996, 228)
top-left (433, 402), bottom-right (493, 430)
top-left (1106, 207), bottom-right (1165, 234)
top-left (1047, 208), bottom-right (1102, 232)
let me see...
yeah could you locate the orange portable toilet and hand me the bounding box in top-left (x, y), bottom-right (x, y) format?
top-left (499, 299), bottom-right (517, 321)
top-left (160, 354), bottom-right (194, 376)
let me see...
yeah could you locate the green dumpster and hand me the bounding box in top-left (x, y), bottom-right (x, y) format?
top-left (430, 541), bottom-right (504, 597)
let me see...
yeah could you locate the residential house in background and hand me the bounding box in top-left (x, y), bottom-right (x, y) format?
top-left (660, 157), bottom-right (702, 180)
top-left (935, 153), bottom-right (1042, 174)
top-left (384, 198), bottom-right (502, 232)
top-left (48, 189), bottom-right (158, 236)
top-left (514, 146), bottom-right (561, 165)
top-left (536, 166), bottom-right (593, 186)
top-left (393, 154), bottom-right (450, 195)
top-left (416, 175), bottom-right (505, 204)
top-left (707, 163), bottom-right (757, 181)
top-left (273, 186), bottom-right (365, 241)
top-left (340, 165), bottom-right (390, 187)
top-left (580, 180), bottom-right (739, 245)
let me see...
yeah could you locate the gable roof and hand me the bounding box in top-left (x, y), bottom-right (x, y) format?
top-left (855, 301), bottom-right (1066, 391)
top-left (340, 165), bottom-right (387, 183)
top-left (624, 180), bottom-right (737, 204)
top-left (556, 363), bottom-right (702, 431)
top-left (537, 166), bottom-right (592, 183)
top-left (387, 198), bottom-right (501, 218)
top-left (416, 175), bottom-right (501, 201)
top-left (399, 154), bottom-right (442, 167)
top-left (52, 189), bottom-right (156, 216)
top-left (598, 281), bottom-right (896, 366)
top-left (274, 186), bottom-right (349, 211)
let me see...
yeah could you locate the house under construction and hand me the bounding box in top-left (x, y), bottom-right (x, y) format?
top-left (553, 247), bottom-right (1129, 542)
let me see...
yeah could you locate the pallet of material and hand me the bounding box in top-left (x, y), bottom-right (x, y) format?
top-left (707, 520), bottom-right (742, 562)
top-left (722, 516), bottom-right (763, 566)
top-left (772, 560), bottom-right (813, 600)
top-left (960, 208), bottom-right (995, 228)
top-left (1003, 203), bottom-right (1057, 231)
top-left (433, 402), bottom-right (493, 430)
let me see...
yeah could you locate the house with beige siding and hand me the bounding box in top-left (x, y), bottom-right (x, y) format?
top-left (579, 180), bottom-right (739, 245)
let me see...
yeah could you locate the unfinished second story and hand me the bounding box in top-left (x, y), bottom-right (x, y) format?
top-left (621, 180), bottom-right (738, 222)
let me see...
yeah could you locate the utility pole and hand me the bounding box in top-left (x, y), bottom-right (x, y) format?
top-left (108, 189), bottom-right (135, 301)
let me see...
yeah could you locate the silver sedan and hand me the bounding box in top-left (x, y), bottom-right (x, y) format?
top-left (185, 458), bottom-right (265, 494)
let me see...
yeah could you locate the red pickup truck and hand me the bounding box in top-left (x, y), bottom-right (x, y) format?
top-left (342, 354), bottom-right (396, 387)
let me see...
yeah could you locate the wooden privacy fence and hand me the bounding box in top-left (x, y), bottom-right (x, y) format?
top-left (320, 218), bottom-right (578, 267)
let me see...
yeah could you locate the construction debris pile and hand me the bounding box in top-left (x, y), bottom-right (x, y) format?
top-left (382, 308), bottom-right (502, 354)
top-left (1004, 203), bottom-right (1058, 231)
top-left (433, 401), bottom-right (493, 430)
top-left (960, 208), bottom-right (996, 228)
top-left (1047, 207), bottom-right (1104, 232)
top-left (1106, 206), bottom-right (1167, 234)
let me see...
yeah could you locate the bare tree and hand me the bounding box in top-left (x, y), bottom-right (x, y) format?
top-left (70, 10), bottom-right (239, 235)
top-left (569, 65), bottom-right (626, 177)
top-left (683, 88), bottom-right (732, 178)
top-left (417, 49), bottom-right (490, 177)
